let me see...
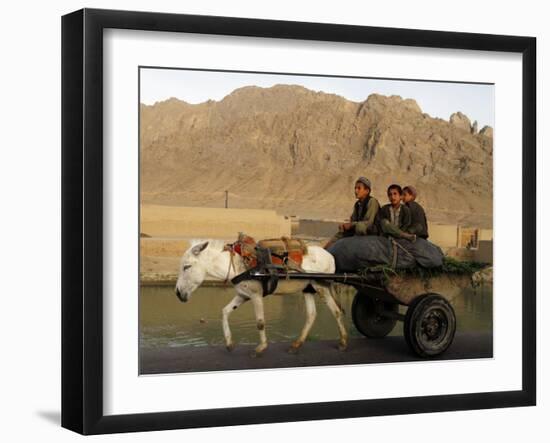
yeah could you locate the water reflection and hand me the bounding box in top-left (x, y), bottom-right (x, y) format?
top-left (140, 284), bottom-right (492, 349)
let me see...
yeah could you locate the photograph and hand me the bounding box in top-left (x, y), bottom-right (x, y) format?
top-left (57, 5), bottom-right (539, 435)
top-left (138, 67), bottom-right (495, 375)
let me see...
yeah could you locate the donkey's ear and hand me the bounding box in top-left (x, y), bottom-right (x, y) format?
top-left (191, 241), bottom-right (209, 256)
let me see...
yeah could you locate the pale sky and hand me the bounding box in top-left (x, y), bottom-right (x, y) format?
top-left (140, 67), bottom-right (494, 128)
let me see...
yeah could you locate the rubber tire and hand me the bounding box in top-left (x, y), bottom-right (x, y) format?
top-left (352, 292), bottom-right (398, 338)
top-left (404, 293), bottom-right (456, 357)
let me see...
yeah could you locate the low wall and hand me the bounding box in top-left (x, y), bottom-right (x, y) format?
top-left (141, 205), bottom-right (291, 239)
top-left (429, 224), bottom-right (493, 250)
top-left (429, 223), bottom-right (458, 248)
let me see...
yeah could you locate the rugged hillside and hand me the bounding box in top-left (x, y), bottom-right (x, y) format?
top-left (140, 85), bottom-right (493, 227)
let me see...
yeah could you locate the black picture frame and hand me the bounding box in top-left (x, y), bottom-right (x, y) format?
top-left (61, 8), bottom-right (536, 435)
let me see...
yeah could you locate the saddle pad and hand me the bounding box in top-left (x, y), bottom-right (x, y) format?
top-left (258, 237), bottom-right (307, 266)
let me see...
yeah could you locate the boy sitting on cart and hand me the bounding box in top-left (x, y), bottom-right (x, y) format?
top-left (402, 185), bottom-right (429, 239)
top-left (324, 176), bottom-right (380, 249)
top-left (377, 184), bottom-right (416, 242)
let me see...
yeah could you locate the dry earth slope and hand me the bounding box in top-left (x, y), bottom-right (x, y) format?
top-left (140, 85), bottom-right (493, 227)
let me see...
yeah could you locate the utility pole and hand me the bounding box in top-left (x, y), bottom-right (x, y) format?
top-left (225, 190), bottom-right (228, 208)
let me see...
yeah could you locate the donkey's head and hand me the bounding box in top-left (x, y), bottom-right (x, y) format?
top-left (175, 241), bottom-right (210, 303)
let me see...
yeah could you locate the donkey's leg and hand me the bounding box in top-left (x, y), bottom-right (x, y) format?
top-left (316, 285), bottom-right (348, 351)
top-left (222, 294), bottom-right (247, 351)
top-left (249, 293), bottom-right (268, 356)
top-left (288, 292), bottom-right (317, 354)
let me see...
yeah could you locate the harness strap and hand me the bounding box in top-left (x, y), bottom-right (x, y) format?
top-left (281, 236), bottom-right (290, 250)
top-left (393, 238), bottom-right (415, 258)
top-left (279, 236), bottom-right (306, 272)
top-left (390, 238), bottom-right (415, 269)
top-left (224, 247), bottom-right (236, 284)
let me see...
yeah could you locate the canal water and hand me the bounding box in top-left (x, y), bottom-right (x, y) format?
top-left (140, 284), bottom-right (493, 349)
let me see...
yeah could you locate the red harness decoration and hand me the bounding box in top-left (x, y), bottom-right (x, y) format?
top-left (225, 233), bottom-right (258, 269)
top-left (225, 233), bottom-right (307, 271)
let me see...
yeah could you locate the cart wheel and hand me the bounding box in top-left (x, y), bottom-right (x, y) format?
top-left (352, 292), bottom-right (398, 338)
top-left (404, 293), bottom-right (456, 357)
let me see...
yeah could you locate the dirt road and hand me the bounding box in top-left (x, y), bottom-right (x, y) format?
top-left (140, 332), bottom-right (492, 375)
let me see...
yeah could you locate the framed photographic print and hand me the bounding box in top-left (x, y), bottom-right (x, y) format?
top-left (61, 8), bottom-right (536, 435)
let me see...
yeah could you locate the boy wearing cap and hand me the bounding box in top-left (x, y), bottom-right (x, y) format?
top-left (325, 177), bottom-right (380, 248)
top-left (403, 185), bottom-right (429, 239)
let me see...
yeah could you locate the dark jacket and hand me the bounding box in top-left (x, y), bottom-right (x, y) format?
top-left (406, 201), bottom-right (429, 239)
top-left (350, 196), bottom-right (380, 235)
top-left (377, 203), bottom-right (411, 235)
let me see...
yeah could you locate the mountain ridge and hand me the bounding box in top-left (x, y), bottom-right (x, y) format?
top-left (140, 85), bottom-right (493, 227)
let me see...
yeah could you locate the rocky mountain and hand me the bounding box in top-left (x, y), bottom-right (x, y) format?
top-left (140, 85), bottom-right (493, 227)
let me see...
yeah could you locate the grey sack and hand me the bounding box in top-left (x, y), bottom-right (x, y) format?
top-left (327, 236), bottom-right (444, 272)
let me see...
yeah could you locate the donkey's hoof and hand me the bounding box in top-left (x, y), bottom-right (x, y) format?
top-left (250, 345), bottom-right (267, 358)
top-left (226, 342), bottom-right (235, 352)
top-left (287, 341), bottom-right (302, 354)
top-left (337, 341), bottom-right (348, 352)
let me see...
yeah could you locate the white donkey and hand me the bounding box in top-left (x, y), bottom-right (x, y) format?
top-left (175, 240), bottom-right (348, 356)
